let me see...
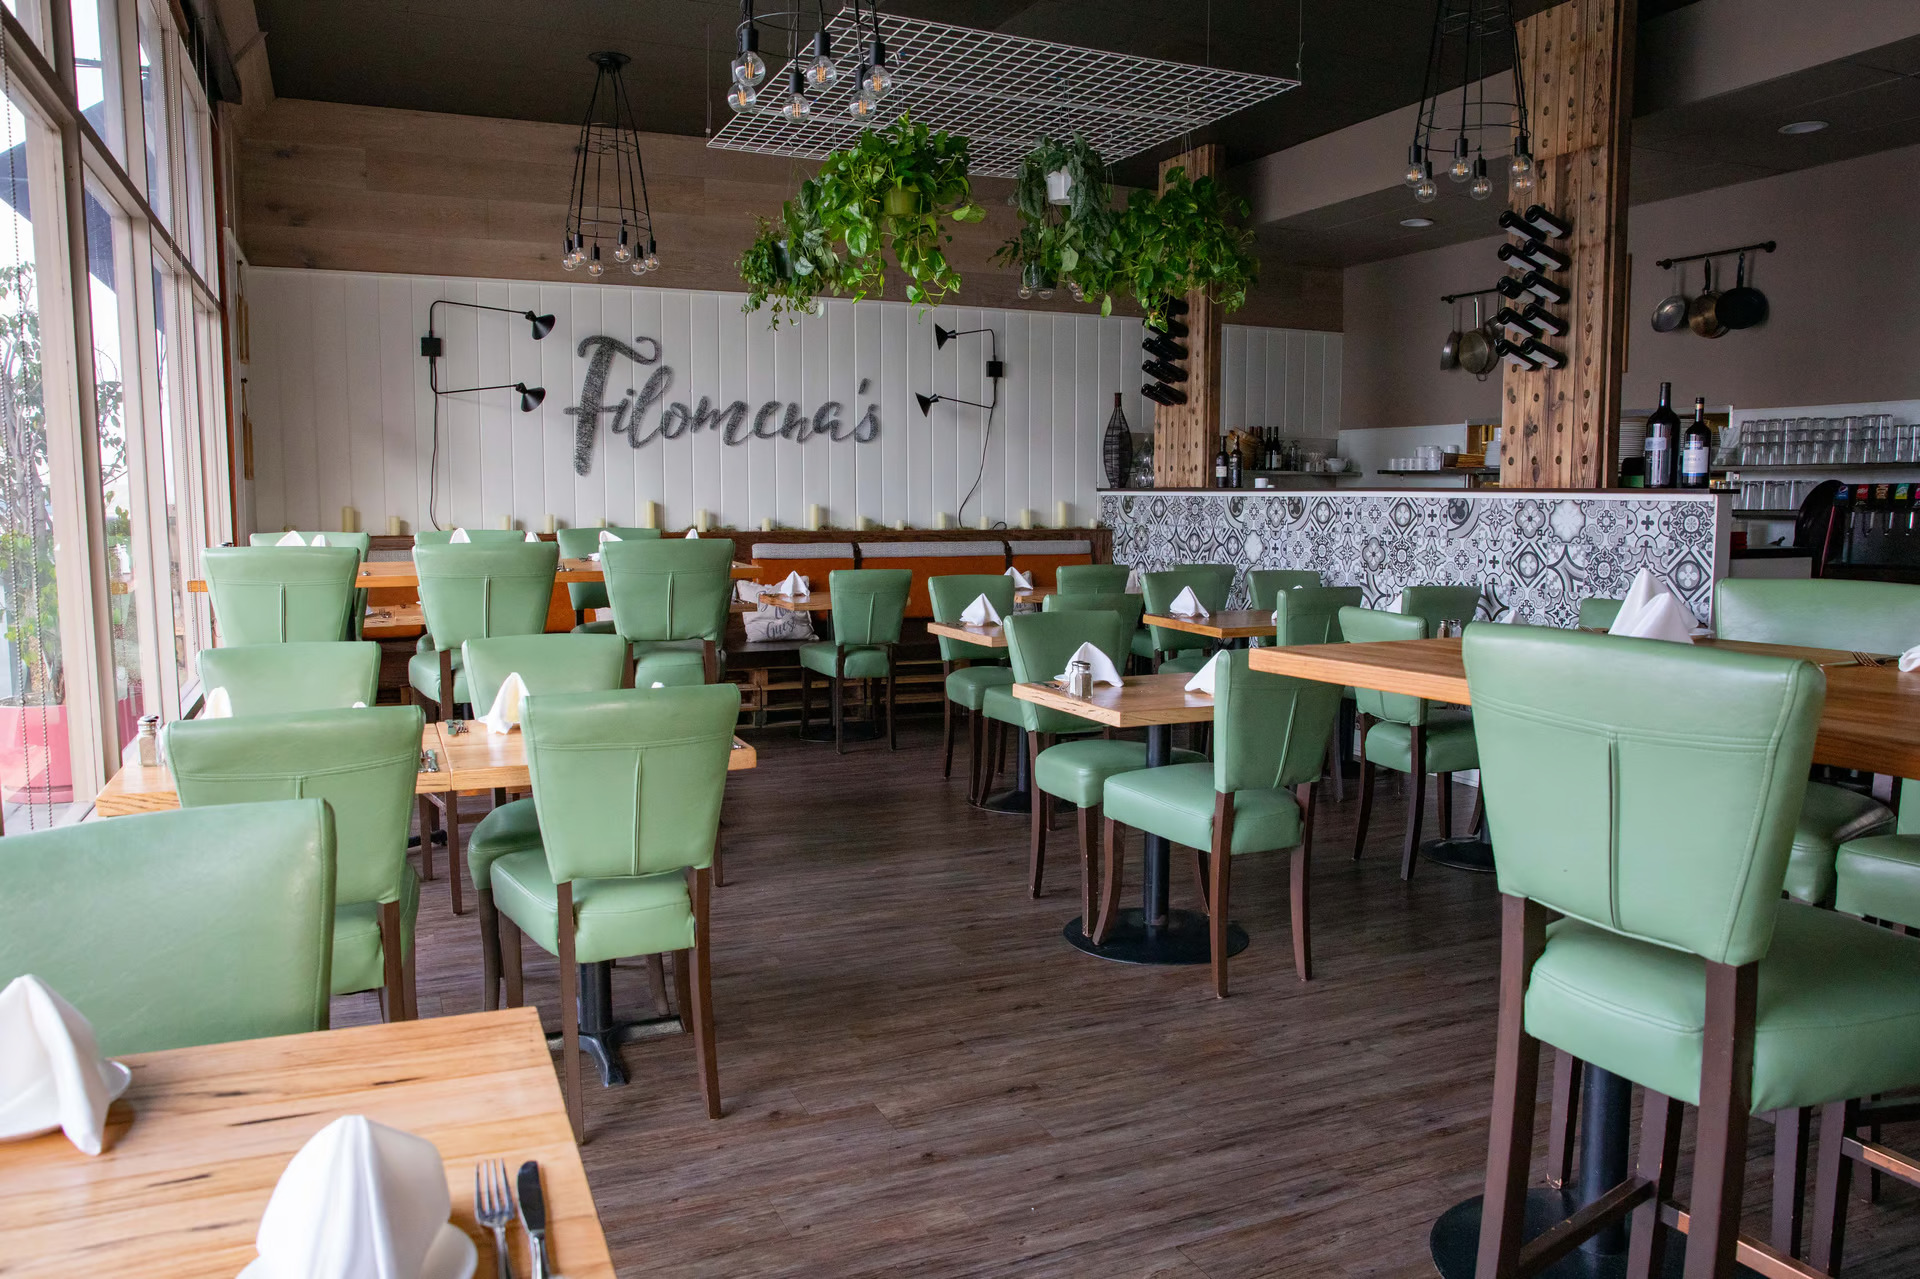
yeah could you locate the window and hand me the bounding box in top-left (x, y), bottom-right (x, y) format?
top-left (68, 0), bottom-right (125, 162)
top-left (136, 4), bottom-right (170, 230)
top-left (178, 80), bottom-right (209, 273)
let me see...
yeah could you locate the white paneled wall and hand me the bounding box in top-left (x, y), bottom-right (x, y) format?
top-left (245, 268), bottom-right (1343, 533)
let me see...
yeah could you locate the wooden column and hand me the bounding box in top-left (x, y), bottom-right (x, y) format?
top-left (1152, 143), bottom-right (1224, 490)
top-left (1499, 0), bottom-right (1636, 489)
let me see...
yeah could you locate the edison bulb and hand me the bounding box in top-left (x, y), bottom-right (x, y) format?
top-left (726, 82), bottom-right (757, 113)
top-left (629, 259), bottom-right (645, 276)
top-left (731, 49), bottom-right (766, 87)
top-left (782, 92), bottom-right (811, 119)
top-left (562, 251), bottom-right (580, 273)
top-left (614, 232), bottom-right (632, 263)
top-left (643, 248), bottom-right (660, 271)
top-left (1510, 158), bottom-right (1535, 195)
top-left (1414, 176), bottom-right (1438, 204)
top-left (865, 62), bottom-right (892, 96)
top-left (849, 82), bottom-right (877, 118)
top-left (1469, 158), bottom-right (1492, 201)
top-left (1017, 281), bottom-right (1032, 299)
top-left (586, 246), bottom-right (604, 277)
top-left (807, 32), bottom-right (838, 88)
top-left (1404, 161), bottom-right (1424, 188)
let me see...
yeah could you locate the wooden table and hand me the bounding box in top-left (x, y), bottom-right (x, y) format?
top-left (0, 1008), bottom-right (615, 1279)
top-left (926, 620), bottom-right (1007, 648)
top-left (1144, 609), bottom-right (1276, 641)
top-left (188, 559), bottom-right (761, 593)
top-left (94, 723), bottom-right (448, 816)
top-left (1014, 674), bottom-right (1224, 965)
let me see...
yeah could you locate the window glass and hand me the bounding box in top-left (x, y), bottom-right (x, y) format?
top-left (83, 180), bottom-right (140, 751)
top-left (151, 257), bottom-right (188, 699)
top-left (68, 0), bottom-right (125, 162)
top-left (137, 5), bottom-right (169, 228)
top-left (178, 82), bottom-right (207, 273)
top-left (2, 0), bottom-right (49, 53)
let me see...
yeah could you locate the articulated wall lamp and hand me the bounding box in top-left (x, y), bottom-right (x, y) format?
top-left (421, 299), bottom-right (554, 412)
top-left (916, 392), bottom-right (992, 416)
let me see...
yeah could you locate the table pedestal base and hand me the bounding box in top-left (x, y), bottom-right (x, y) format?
top-left (1422, 836), bottom-right (1496, 873)
top-left (1064, 909), bottom-right (1249, 966)
top-left (542, 960), bottom-right (684, 1089)
top-left (1428, 1191), bottom-right (1756, 1278)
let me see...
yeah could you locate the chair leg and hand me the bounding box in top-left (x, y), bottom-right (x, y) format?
top-left (1292, 782), bottom-right (1314, 983)
top-left (402, 928), bottom-right (417, 1020)
top-left (1473, 894), bottom-right (1548, 1279)
top-left (942, 664), bottom-right (956, 778)
top-left (886, 661), bottom-right (898, 751)
top-left (968, 710), bottom-right (985, 804)
top-left (1078, 804), bottom-right (1100, 934)
top-left (1547, 1050), bottom-right (1582, 1189)
top-left (439, 648), bottom-right (455, 723)
top-left (1094, 818), bottom-right (1125, 945)
top-left (1325, 734), bottom-right (1345, 804)
top-left (1028, 733), bottom-right (1049, 898)
top-left (799, 667), bottom-right (812, 738)
top-left (1685, 960), bottom-right (1760, 1279)
top-left (832, 659), bottom-right (845, 755)
top-left (416, 795), bottom-right (438, 881)
top-left (1400, 727), bottom-right (1427, 882)
top-left (672, 948), bottom-right (693, 1032)
top-left (556, 881), bottom-right (583, 1143)
top-left (646, 953), bottom-right (671, 1018)
top-left (500, 920), bottom-right (524, 1008)
top-left (1772, 1107), bottom-right (1811, 1259)
top-left (1626, 1090), bottom-right (1685, 1278)
top-left (689, 867), bottom-right (722, 1119)
top-left (1810, 1099), bottom-right (1856, 1274)
top-left (478, 890), bottom-right (502, 1012)
top-left (378, 901), bottom-right (408, 1023)
top-left (1209, 791), bottom-right (1235, 998)
top-left (1436, 771), bottom-right (1454, 840)
top-left (446, 790), bottom-right (466, 916)
top-left (1353, 714), bottom-right (1374, 859)
top-left (1468, 784), bottom-right (1485, 838)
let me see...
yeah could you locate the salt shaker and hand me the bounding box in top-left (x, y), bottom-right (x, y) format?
top-left (136, 714), bottom-right (160, 767)
top-left (1066, 658), bottom-right (1092, 699)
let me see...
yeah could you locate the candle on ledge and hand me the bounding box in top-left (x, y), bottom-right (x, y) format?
top-left (387, 515), bottom-right (403, 536)
top-left (541, 513), bottom-right (556, 534)
top-left (761, 516), bottom-right (775, 532)
top-left (596, 516), bottom-right (608, 528)
top-left (934, 512), bottom-right (952, 530)
top-left (894, 518), bottom-right (907, 531)
top-left (340, 505), bottom-right (359, 533)
top-left (696, 509), bottom-right (712, 532)
top-left (639, 501), bottom-right (658, 529)
top-left (1055, 500), bottom-right (1071, 528)
top-left (808, 503), bottom-right (824, 532)
top-left (497, 515), bottom-right (513, 531)
top-left (978, 513), bottom-right (992, 530)
top-left (1018, 509), bottom-right (1034, 530)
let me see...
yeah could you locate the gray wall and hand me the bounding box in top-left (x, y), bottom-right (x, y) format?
top-left (1342, 141), bottom-right (1920, 428)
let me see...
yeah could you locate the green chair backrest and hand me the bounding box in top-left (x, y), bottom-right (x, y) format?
top-left (1247, 570), bottom-right (1323, 610)
top-left (0, 800), bottom-right (336, 1055)
top-left (1213, 650), bottom-right (1343, 795)
top-left (1273, 585), bottom-right (1364, 647)
top-left (929, 573), bottom-right (1017, 663)
top-left (413, 542), bottom-right (559, 653)
top-left (250, 532), bottom-right (373, 638)
top-left (166, 706), bottom-right (425, 909)
top-left (825, 569), bottom-right (911, 647)
top-left (523, 684), bottom-right (741, 882)
top-left (1463, 623), bottom-right (1824, 966)
top-left (555, 526), bottom-right (662, 613)
top-left (1715, 578), bottom-right (1920, 655)
top-left (413, 529), bottom-right (532, 546)
top-left (1004, 609), bottom-right (1132, 735)
top-left (462, 633), bottom-right (630, 712)
top-left (1579, 597), bottom-right (1625, 630)
top-left (1141, 565), bottom-right (1236, 654)
top-left (1056, 564), bottom-right (1132, 594)
top-left (601, 538), bottom-right (734, 645)
top-left (1400, 584), bottom-right (1483, 635)
top-left (198, 641), bottom-right (380, 715)
top-left (1339, 606), bottom-right (1431, 726)
top-left (204, 546), bottom-right (360, 646)
top-left (1045, 591), bottom-right (1146, 632)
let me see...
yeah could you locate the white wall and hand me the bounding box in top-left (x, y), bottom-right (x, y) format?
top-left (244, 268), bottom-right (1342, 534)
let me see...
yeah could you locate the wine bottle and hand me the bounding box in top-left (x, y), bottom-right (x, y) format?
top-left (1680, 396), bottom-right (1712, 489)
top-left (1214, 442), bottom-right (1229, 489)
top-left (1265, 428), bottom-right (1278, 471)
top-left (1496, 239), bottom-right (1571, 273)
top-left (1519, 338), bottom-right (1568, 369)
top-left (1493, 306), bottom-right (1541, 340)
top-left (1645, 383), bottom-right (1679, 488)
top-left (1494, 337), bottom-right (1540, 369)
top-left (1522, 204), bottom-right (1572, 239)
top-left (1226, 443), bottom-right (1243, 489)
top-left (1521, 302), bottom-right (1567, 336)
top-left (1518, 271), bottom-right (1571, 305)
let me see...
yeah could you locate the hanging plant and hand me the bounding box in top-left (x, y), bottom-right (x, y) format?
top-left (1114, 167), bottom-right (1259, 328)
top-left (996, 135), bottom-right (1120, 312)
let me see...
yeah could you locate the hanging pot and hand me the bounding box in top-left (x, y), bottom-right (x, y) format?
top-left (1718, 251), bottom-right (1769, 330)
top-left (1688, 258), bottom-right (1727, 338)
top-left (773, 240), bottom-right (794, 280)
top-left (1458, 296), bottom-right (1496, 377)
top-left (1045, 169), bottom-right (1073, 205)
top-left (1651, 261), bottom-right (1689, 333)
top-left (1441, 297), bottom-right (1462, 370)
top-left (884, 186), bottom-right (920, 217)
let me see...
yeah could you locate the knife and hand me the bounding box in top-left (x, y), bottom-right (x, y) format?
top-left (516, 1161), bottom-right (550, 1279)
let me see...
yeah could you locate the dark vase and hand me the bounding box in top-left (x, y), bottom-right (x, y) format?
top-left (1102, 392), bottom-right (1132, 489)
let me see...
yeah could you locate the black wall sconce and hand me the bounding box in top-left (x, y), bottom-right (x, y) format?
top-left (420, 299), bottom-right (555, 412)
top-left (921, 322), bottom-right (1006, 525)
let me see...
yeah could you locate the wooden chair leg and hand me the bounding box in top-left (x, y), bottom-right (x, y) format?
top-left (1436, 770), bottom-right (1454, 840)
top-left (1809, 1099), bottom-right (1857, 1274)
top-left (1094, 818), bottom-right (1125, 945)
top-left (1078, 804), bottom-right (1100, 933)
top-left (1325, 733), bottom-right (1345, 804)
top-left (799, 667), bottom-right (812, 738)
top-left (1626, 1090), bottom-right (1685, 1278)
top-left (1547, 1050), bottom-right (1582, 1189)
top-left (1686, 960), bottom-right (1760, 1279)
top-left (1473, 894), bottom-right (1548, 1279)
top-left (1028, 733), bottom-right (1049, 898)
top-left (689, 867), bottom-right (721, 1119)
top-left (416, 795), bottom-right (438, 880)
top-left (1292, 782), bottom-right (1315, 983)
top-left (557, 882), bottom-right (584, 1142)
top-left (1209, 795), bottom-right (1235, 999)
top-left (712, 817), bottom-right (728, 888)
top-left (500, 920), bottom-right (524, 1008)
top-left (378, 901), bottom-right (408, 1023)
top-left (968, 710), bottom-right (985, 804)
top-left (942, 663), bottom-right (956, 778)
top-left (478, 890), bottom-right (502, 1012)
top-left (446, 790), bottom-right (466, 916)
top-left (886, 664), bottom-right (898, 751)
top-left (1772, 1107), bottom-right (1811, 1259)
top-left (438, 647), bottom-right (455, 723)
top-left (832, 660), bottom-right (845, 755)
top-left (402, 925), bottom-right (417, 1021)
top-left (646, 954), bottom-right (671, 1017)
top-left (1353, 714), bottom-right (1374, 859)
top-left (1400, 727), bottom-right (1427, 882)
top-left (672, 948), bottom-right (693, 1032)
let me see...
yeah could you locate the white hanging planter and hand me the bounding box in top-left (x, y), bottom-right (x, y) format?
top-left (1045, 169), bottom-right (1073, 205)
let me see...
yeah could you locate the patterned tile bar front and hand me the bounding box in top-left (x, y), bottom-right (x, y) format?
top-left (1099, 488), bottom-right (1731, 628)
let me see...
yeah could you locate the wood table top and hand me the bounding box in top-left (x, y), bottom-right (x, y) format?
top-left (94, 723), bottom-right (447, 816)
top-left (1249, 636), bottom-right (1920, 777)
top-left (1145, 609), bottom-right (1276, 640)
top-left (926, 620), bottom-right (1008, 648)
top-left (0, 1008), bottom-right (615, 1279)
top-left (1013, 673), bottom-right (1214, 728)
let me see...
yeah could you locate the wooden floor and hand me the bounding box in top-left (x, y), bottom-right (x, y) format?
top-left (342, 720), bottom-right (1920, 1278)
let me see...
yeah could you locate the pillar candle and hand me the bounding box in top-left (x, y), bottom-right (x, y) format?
top-left (808, 503), bottom-right (824, 531)
top-left (1055, 501), bottom-right (1071, 529)
top-left (541, 513), bottom-right (556, 534)
top-left (340, 505), bottom-right (359, 533)
top-left (497, 515), bottom-right (513, 530)
top-left (697, 509), bottom-right (712, 532)
top-left (639, 501), bottom-right (658, 529)
top-left (761, 516), bottom-right (774, 532)
top-left (978, 513), bottom-right (992, 530)
top-left (935, 512), bottom-right (951, 529)
top-left (596, 516), bottom-right (608, 528)
top-left (387, 515), bottom-right (403, 536)
top-left (1018, 509), bottom-right (1034, 529)
top-left (894, 519), bottom-right (907, 530)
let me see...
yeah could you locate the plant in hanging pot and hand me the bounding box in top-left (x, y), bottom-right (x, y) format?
top-left (1114, 166), bottom-right (1258, 328)
top-left (810, 112), bottom-right (984, 307)
top-left (999, 134), bottom-right (1120, 312)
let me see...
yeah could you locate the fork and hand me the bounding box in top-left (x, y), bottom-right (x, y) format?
top-left (475, 1158), bottom-right (517, 1279)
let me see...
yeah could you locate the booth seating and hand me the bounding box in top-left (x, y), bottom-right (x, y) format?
top-left (1007, 539), bottom-right (1095, 592)
top-left (749, 541), bottom-right (856, 596)
top-left (857, 541), bottom-right (1007, 619)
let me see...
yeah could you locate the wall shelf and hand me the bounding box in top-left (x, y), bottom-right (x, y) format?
top-left (1727, 462), bottom-right (1920, 474)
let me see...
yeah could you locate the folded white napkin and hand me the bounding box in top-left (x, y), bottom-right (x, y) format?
top-left (1184, 651), bottom-right (1225, 695)
top-left (353, 701), bottom-right (367, 709)
top-left (600, 529), bottom-right (622, 544)
top-left (958, 593), bottom-right (1000, 625)
top-left (774, 570), bottom-right (809, 598)
top-left (0, 976), bottom-right (131, 1156)
top-left (276, 531), bottom-right (327, 547)
top-left (479, 672), bottom-right (529, 734)
top-left (1386, 592), bottom-right (1404, 613)
top-left (1125, 566), bottom-right (1142, 594)
top-left (523, 530), bottom-right (539, 543)
top-left (243, 1114), bottom-right (470, 1279)
top-left (1168, 586), bottom-right (1209, 618)
top-left (1056, 641), bottom-right (1122, 689)
top-left (1005, 567), bottom-right (1034, 590)
top-left (204, 686), bottom-right (233, 719)
top-left (1900, 646), bottom-right (1920, 673)
top-left (685, 528), bottom-right (699, 539)
top-left (448, 528), bottom-right (470, 544)
top-left (1609, 569), bottom-right (1695, 644)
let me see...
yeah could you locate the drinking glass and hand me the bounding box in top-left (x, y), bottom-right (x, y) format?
top-left (1840, 416), bottom-right (1860, 463)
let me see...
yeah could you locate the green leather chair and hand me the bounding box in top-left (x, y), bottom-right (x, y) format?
top-left (1341, 606), bottom-right (1478, 879)
top-left (1577, 596), bottom-right (1623, 629)
top-left (799, 568), bottom-right (911, 753)
top-left (1056, 563), bottom-right (1133, 594)
top-left (1714, 577), bottom-right (1910, 904)
top-left (250, 531), bottom-right (373, 638)
top-left (602, 537), bottom-right (733, 688)
top-left (1248, 569), bottom-right (1323, 614)
top-left (1272, 584), bottom-right (1362, 647)
top-left (413, 529), bottom-right (533, 545)
top-left (1007, 610), bottom-right (1203, 915)
top-left (1101, 651), bottom-right (1341, 995)
top-left (197, 641), bottom-right (380, 716)
top-left (489, 683), bottom-right (740, 1138)
top-left (555, 526), bottom-right (662, 631)
top-left (411, 542), bottom-right (560, 720)
top-left (1045, 590), bottom-right (1146, 632)
top-left (1138, 566), bottom-right (1235, 673)
top-left (1461, 623), bottom-right (1920, 1278)
top-left (0, 801), bottom-right (336, 1055)
top-left (1835, 785), bottom-right (1920, 929)
top-left (203, 546), bottom-right (361, 647)
top-left (929, 573), bottom-right (1017, 790)
top-left (166, 706), bottom-right (427, 1023)
top-left (1397, 582), bottom-right (1482, 633)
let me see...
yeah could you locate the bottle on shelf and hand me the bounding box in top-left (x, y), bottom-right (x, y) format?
top-left (1680, 396), bottom-right (1712, 489)
top-left (1645, 382), bottom-right (1680, 489)
top-left (1214, 441), bottom-right (1229, 489)
top-left (1226, 442), bottom-right (1243, 489)
top-left (1521, 204), bottom-right (1572, 240)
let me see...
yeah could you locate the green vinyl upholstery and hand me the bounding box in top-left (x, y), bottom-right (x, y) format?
top-left (1248, 570), bottom-right (1323, 609)
top-left (989, 610), bottom-right (1133, 737)
top-left (1578, 597), bottom-right (1624, 630)
top-left (1399, 583), bottom-right (1482, 633)
top-left (1045, 590), bottom-right (1146, 632)
top-left (0, 800), bottom-right (336, 1055)
top-left (797, 568), bottom-right (910, 680)
top-left (410, 542), bottom-right (560, 709)
top-left (1340, 607), bottom-right (1449, 729)
top-left (198, 641), bottom-right (380, 715)
top-left (204, 546), bottom-right (361, 647)
top-left (461, 633), bottom-right (631, 716)
top-left (929, 573), bottom-right (1017, 664)
top-left (1056, 564), bottom-right (1132, 594)
top-left (1835, 834), bottom-right (1920, 930)
top-left (1271, 585), bottom-right (1363, 647)
top-left (413, 529), bottom-right (533, 545)
top-left (1139, 566), bottom-right (1235, 660)
top-left (555, 526), bottom-right (661, 629)
top-left (250, 532), bottom-right (372, 639)
top-left (165, 707), bottom-right (426, 1003)
top-left (602, 537), bottom-right (733, 686)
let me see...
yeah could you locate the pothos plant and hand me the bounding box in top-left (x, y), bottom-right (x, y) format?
top-left (995, 135), bottom-right (1120, 311)
top-left (1112, 166), bottom-right (1258, 328)
top-left (737, 181), bottom-right (845, 325)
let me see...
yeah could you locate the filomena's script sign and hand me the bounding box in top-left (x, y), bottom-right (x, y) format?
top-left (562, 334), bottom-right (881, 477)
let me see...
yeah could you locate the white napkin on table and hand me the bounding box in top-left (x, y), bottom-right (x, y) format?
top-left (1124, 566), bottom-right (1142, 594)
top-left (1385, 592), bottom-right (1404, 613)
top-left (276, 530), bottom-right (305, 546)
top-left (242, 1114), bottom-right (468, 1279)
top-left (1056, 641), bottom-right (1122, 689)
top-left (958, 593), bottom-right (1000, 625)
top-left (448, 528), bottom-right (470, 544)
top-left (1609, 569), bottom-right (1695, 644)
top-left (203, 686), bottom-right (233, 719)
top-left (1184, 651), bottom-right (1225, 696)
top-left (478, 672), bottom-right (529, 734)
top-left (685, 528), bottom-right (700, 539)
top-left (1168, 586), bottom-right (1209, 618)
top-left (1898, 646), bottom-right (1920, 673)
top-left (0, 975), bottom-right (131, 1156)
top-left (523, 530), bottom-right (539, 543)
top-left (774, 571), bottom-right (809, 599)
top-left (588, 529), bottom-right (622, 561)
top-left (1005, 567), bottom-right (1033, 590)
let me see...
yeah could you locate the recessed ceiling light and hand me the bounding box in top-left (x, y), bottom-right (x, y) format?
top-left (1778, 120), bottom-right (1828, 135)
top-left (1400, 217), bottom-right (1435, 228)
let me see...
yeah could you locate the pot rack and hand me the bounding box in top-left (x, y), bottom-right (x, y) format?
top-left (1655, 239), bottom-right (1776, 270)
top-left (1440, 286), bottom-right (1501, 303)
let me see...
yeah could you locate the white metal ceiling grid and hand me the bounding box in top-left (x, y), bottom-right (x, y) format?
top-left (708, 10), bottom-right (1298, 177)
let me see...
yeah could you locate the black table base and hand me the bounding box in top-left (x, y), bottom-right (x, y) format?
top-left (1422, 836), bottom-right (1496, 873)
top-left (1428, 1190), bottom-right (1739, 1278)
top-left (543, 960), bottom-right (683, 1089)
top-left (1065, 909), bottom-right (1249, 965)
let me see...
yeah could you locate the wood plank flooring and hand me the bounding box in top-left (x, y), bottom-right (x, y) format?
top-left (340, 722), bottom-right (1920, 1277)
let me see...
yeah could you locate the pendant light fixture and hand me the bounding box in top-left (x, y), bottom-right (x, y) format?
top-left (563, 52), bottom-right (661, 278)
top-left (729, 1), bottom-right (860, 118)
top-left (1402, 0), bottom-right (1532, 205)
